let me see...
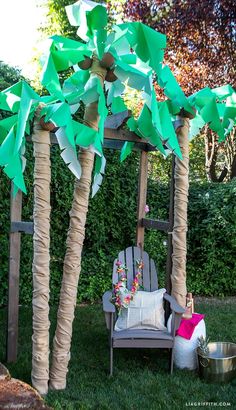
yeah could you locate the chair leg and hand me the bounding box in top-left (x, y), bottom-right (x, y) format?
top-left (170, 348), bottom-right (174, 374)
top-left (109, 345), bottom-right (113, 376)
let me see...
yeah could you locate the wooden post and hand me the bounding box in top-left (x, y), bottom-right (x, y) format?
top-left (136, 150), bottom-right (148, 249)
top-left (7, 183), bottom-right (22, 362)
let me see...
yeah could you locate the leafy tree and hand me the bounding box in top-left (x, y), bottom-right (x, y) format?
top-left (0, 62), bottom-right (24, 120)
top-left (0, 62), bottom-right (23, 91)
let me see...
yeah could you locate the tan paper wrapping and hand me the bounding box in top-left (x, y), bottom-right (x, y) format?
top-left (31, 106), bottom-right (51, 395)
top-left (49, 58), bottom-right (106, 390)
top-left (171, 118), bottom-right (190, 308)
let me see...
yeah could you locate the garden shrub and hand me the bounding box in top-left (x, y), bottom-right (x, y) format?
top-left (0, 145), bottom-right (235, 306)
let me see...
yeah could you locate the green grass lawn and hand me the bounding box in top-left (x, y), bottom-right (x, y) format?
top-left (0, 299), bottom-right (236, 410)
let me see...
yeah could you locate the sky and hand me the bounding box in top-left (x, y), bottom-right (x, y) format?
top-left (0, 0), bottom-right (47, 79)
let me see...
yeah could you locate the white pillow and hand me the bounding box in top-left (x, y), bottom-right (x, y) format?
top-left (115, 289), bottom-right (167, 332)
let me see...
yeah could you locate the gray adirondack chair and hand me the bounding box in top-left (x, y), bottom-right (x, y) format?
top-left (103, 246), bottom-right (185, 375)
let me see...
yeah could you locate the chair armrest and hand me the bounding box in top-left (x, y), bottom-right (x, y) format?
top-left (102, 290), bottom-right (115, 313)
top-left (163, 293), bottom-right (185, 314)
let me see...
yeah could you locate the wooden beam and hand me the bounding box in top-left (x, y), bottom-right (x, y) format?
top-left (103, 139), bottom-right (154, 152)
top-left (7, 184), bottom-right (22, 362)
top-left (136, 150), bottom-right (148, 249)
top-left (104, 110), bottom-right (131, 129)
top-left (26, 118), bottom-right (182, 151)
top-left (11, 222), bottom-right (34, 235)
top-left (104, 128), bottom-right (150, 144)
top-left (27, 129), bottom-right (157, 151)
top-left (141, 218), bottom-right (170, 232)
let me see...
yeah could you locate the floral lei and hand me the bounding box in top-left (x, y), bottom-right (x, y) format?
top-left (111, 259), bottom-right (144, 314)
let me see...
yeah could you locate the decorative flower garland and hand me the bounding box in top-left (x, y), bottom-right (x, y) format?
top-left (111, 259), bottom-right (144, 314)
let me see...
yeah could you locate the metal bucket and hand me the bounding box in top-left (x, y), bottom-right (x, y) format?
top-left (197, 342), bottom-right (236, 383)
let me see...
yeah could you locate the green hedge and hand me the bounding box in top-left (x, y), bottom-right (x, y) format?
top-left (0, 145), bottom-right (236, 306)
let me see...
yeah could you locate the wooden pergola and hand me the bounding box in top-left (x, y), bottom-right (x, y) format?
top-left (7, 111), bottom-right (182, 362)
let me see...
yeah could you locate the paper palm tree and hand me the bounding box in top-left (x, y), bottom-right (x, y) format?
top-left (0, 0), bottom-right (236, 394)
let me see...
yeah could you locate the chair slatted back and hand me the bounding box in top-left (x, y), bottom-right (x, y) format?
top-left (112, 246), bottom-right (158, 291)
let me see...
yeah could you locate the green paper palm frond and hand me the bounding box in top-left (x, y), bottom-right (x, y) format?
top-left (0, 0), bottom-right (236, 196)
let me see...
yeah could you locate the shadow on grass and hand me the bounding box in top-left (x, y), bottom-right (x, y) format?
top-left (0, 299), bottom-right (235, 410)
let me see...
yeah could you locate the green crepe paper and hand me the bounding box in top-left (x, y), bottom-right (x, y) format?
top-left (0, 126), bottom-right (15, 166)
top-left (86, 6), bottom-right (107, 59)
top-left (106, 26), bottom-right (130, 56)
top-left (0, 82), bottom-right (23, 113)
top-left (137, 104), bottom-right (166, 155)
top-left (86, 6), bottom-right (108, 38)
top-left (74, 120), bottom-right (98, 147)
top-left (66, 0), bottom-right (107, 59)
top-left (158, 101), bottom-right (182, 158)
top-left (41, 34), bottom-right (92, 100)
top-left (143, 86), bottom-right (163, 139)
top-left (0, 81), bottom-right (40, 156)
top-left (126, 107), bottom-right (167, 158)
top-left (127, 116), bottom-right (148, 140)
top-left (3, 0), bottom-right (235, 198)
top-left (158, 65), bottom-right (194, 116)
top-left (63, 69), bottom-right (89, 104)
top-left (14, 82), bottom-right (40, 155)
top-left (117, 22), bottom-right (166, 75)
top-left (42, 102), bottom-right (75, 147)
top-left (105, 79), bottom-right (125, 106)
top-left (81, 75), bottom-right (99, 105)
top-left (81, 76), bottom-right (107, 156)
top-left (50, 35), bottom-right (92, 71)
top-left (213, 87), bottom-right (236, 138)
top-left (120, 141), bottom-right (134, 162)
top-left (115, 57), bottom-right (152, 94)
top-left (66, 0), bottom-right (106, 41)
top-left (55, 126), bottom-right (82, 180)
top-left (212, 84), bottom-right (235, 101)
top-left (95, 78), bottom-right (108, 156)
top-left (188, 85), bottom-right (236, 141)
top-left (92, 154), bottom-right (106, 197)
top-left (0, 115), bottom-right (18, 144)
top-left (111, 97), bottom-right (127, 114)
top-left (119, 54), bottom-right (137, 65)
top-left (65, 0), bottom-right (93, 31)
top-left (0, 127), bottom-right (26, 193)
top-left (189, 114), bottom-right (206, 141)
top-left (127, 87), bottom-right (181, 159)
top-left (41, 52), bottom-right (64, 101)
top-left (42, 102), bottom-right (82, 180)
top-left (222, 92), bottom-right (236, 136)
top-left (190, 88), bottom-right (224, 140)
top-left (127, 117), bottom-right (138, 133)
top-left (93, 26), bottom-right (107, 60)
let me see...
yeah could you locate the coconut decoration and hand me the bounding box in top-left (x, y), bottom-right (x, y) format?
top-left (78, 56), bottom-right (93, 70)
top-left (39, 116), bottom-right (56, 132)
top-left (100, 52), bottom-right (115, 69)
top-left (105, 69), bottom-right (117, 82)
top-left (179, 107), bottom-right (196, 119)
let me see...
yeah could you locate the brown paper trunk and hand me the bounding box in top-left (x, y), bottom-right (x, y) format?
top-left (31, 106), bottom-right (51, 395)
top-left (171, 118), bottom-right (190, 308)
top-left (49, 59), bottom-right (106, 390)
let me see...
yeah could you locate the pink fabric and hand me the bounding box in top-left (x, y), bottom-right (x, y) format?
top-left (176, 313), bottom-right (205, 340)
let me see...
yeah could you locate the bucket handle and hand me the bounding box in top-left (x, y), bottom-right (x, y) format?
top-left (200, 357), bottom-right (209, 368)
